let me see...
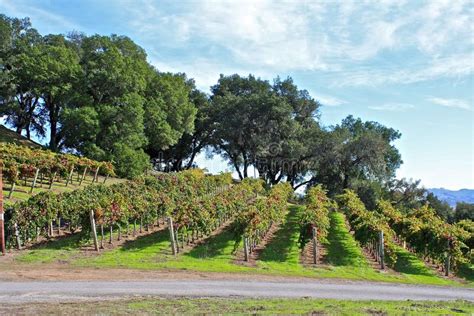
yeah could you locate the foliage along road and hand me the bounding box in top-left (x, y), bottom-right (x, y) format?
top-left (0, 279), bottom-right (472, 303)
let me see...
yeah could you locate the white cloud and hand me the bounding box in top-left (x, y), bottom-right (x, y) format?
top-left (4, 0), bottom-right (472, 88)
top-left (315, 94), bottom-right (347, 107)
top-left (369, 103), bottom-right (415, 112)
top-left (333, 54), bottom-right (474, 86)
top-left (118, 0), bottom-right (473, 87)
top-left (0, 0), bottom-right (81, 32)
top-left (428, 97), bottom-right (472, 110)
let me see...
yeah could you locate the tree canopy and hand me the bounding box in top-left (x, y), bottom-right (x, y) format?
top-left (1, 14), bottom-right (410, 202)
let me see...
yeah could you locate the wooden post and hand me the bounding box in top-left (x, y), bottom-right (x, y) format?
top-left (29, 168), bottom-right (40, 193)
top-left (49, 221), bottom-right (54, 237)
top-left (118, 224), bottom-right (121, 241)
top-left (93, 166), bottom-right (100, 183)
top-left (57, 217), bottom-right (61, 236)
top-left (0, 166), bottom-right (5, 255)
top-left (168, 217), bottom-right (177, 255)
top-left (14, 223), bottom-right (21, 250)
top-left (89, 210), bottom-right (99, 252)
top-left (65, 166), bottom-right (74, 187)
top-left (175, 227), bottom-right (180, 253)
top-left (8, 181), bottom-right (15, 199)
top-left (379, 231), bottom-right (385, 270)
top-left (312, 227), bottom-right (318, 265)
top-left (79, 167), bottom-right (88, 186)
top-left (243, 237), bottom-right (249, 261)
top-left (109, 225), bottom-right (113, 244)
top-left (445, 239), bottom-right (450, 277)
top-left (48, 171), bottom-right (57, 190)
top-left (100, 224), bottom-right (104, 249)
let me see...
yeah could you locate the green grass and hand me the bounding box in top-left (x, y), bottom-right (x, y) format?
top-left (3, 175), bottom-right (126, 205)
top-left (16, 233), bottom-right (83, 264)
top-left (257, 205), bottom-right (307, 274)
top-left (13, 206), bottom-right (469, 287)
top-left (391, 244), bottom-right (457, 285)
top-left (458, 264), bottom-right (474, 282)
top-left (74, 219), bottom-right (253, 273)
top-left (309, 211), bottom-right (393, 281)
top-left (2, 297), bottom-right (472, 315)
top-left (307, 212), bottom-right (459, 286)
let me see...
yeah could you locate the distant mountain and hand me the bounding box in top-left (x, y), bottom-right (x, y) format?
top-left (428, 188), bottom-right (474, 207)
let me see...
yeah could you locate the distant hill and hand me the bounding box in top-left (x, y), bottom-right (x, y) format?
top-left (0, 125), bottom-right (42, 148)
top-left (428, 188), bottom-right (474, 207)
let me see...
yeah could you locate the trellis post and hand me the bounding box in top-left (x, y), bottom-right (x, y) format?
top-left (445, 239), bottom-right (450, 276)
top-left (0, 166), bottom-right (5, 255)
top-left (243, 237), bottom-right (249, 262)
top-left (79, 167), bottom-right (88, 186)
top-left (89, 210), bottom-right (99, 252)
top-left (48, 171), bottom-right (57, 190)
top-left (14, 223), bottom-right (21, 250)
top-left (379, 231), bottom-right (385, 270)
top-left (8, 181), bottom-right (15, 199)
top-left (312, 226), bottom-right (318, 265)
top-left (93, 166), bottom-right (100, 183)
top-left (29, 168), bottom-right (40, 193)
top-left (66, 166), bottom-right (74, 186)
top-left (168, 217), bottom-right (177, 255)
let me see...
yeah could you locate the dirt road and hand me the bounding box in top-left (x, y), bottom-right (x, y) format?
top-left (0, 279), bottom-right (472, 303)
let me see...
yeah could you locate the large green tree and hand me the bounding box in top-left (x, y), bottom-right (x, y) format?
top-left (159, 85), bottom-right (211, 171)
top-left (60, 34), bottom-right (197, 178)
top-left (0, 15), bottom-right (44, 139)
top-left (210, 74), bottom-right (321, 186)
top-left (454, 202), bottom-right (474, 222)
top-left (308, 115), bottom-right (402, 194)
top-left (36, 35), bottom-right (81, 150)
top-left (143, 70), bottom-right (197, 162)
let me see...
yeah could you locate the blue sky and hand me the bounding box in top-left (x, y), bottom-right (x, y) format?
top-left (1, 0), bottom-right (473, 189)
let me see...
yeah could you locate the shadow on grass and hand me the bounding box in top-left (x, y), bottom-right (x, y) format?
top-left (325, 212), bottom-right (366, 267)
top-left (185, 227), bottom-right (236, 259)
top-left (258, 206), bottom-right (299, 263)
top-left (119, 229), bottom-right (170, 252)
top-left (393, 248), bottom-right (434, 276)
top-left (457, 263), bottom-right (474, 282)
top-left (29, 233), bottom-right (84, 250)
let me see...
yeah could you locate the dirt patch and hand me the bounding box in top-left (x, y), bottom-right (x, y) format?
top-left (233, 221), bottom-right (282, 267)
top-left (0, 262), bottom-right (337, 283)
top-left (300, 239), bottom-right (328, 268)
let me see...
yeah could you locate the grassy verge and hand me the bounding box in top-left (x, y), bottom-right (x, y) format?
top-left (1, 298), bottom-right (472, 315)
top-left (15, 233), bottom-right (83, 264)
top-left (12, 207), bottom-right (469, 286)
top-left (257, 205), bottom-right (306, 274)
top-left (308, 212), bottom-right (458, 286)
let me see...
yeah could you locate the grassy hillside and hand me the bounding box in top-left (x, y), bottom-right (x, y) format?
top-left (0, 125), bottom-right (42, 148)
top-left (14, 206), bottom-right (465, 287)
top-left (0, 124), bottom-right (126, 205)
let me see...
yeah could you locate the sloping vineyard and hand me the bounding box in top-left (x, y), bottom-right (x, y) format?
top-left (336, 189), bottom-right (472, 275)
top-left (0, 143), bottom-right (115, 198)
top-left (376, 199), bottom-right (471, 273)
top-left (298, 185), bottom-right (333, 264)
top-left (5, 169), bottom-right (232, 250)
top-left (232, 182), bottom-right (293, 261)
